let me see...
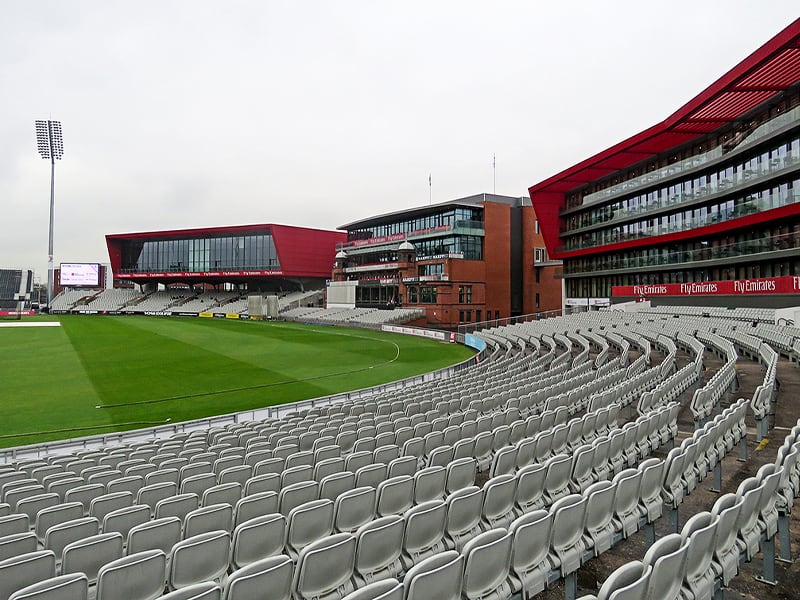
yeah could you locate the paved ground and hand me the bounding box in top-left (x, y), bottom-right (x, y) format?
top-left (536, 346), bottom-right (800, 600)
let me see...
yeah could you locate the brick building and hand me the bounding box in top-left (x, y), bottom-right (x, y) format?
top-left (329, 193), bottom-right (562, 329)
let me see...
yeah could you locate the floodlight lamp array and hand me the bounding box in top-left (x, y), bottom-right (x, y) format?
top-left (35, 119), bottom-right (64, 160)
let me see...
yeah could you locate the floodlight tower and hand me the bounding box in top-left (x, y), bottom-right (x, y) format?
top-left (35, 120), bottom-right (64, 310)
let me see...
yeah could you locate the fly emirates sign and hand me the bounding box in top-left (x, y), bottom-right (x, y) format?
top-left (612, 276), bottom-right (800, 297)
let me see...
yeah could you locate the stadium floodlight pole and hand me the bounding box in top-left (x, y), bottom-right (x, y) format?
top-left (35, 119), bottom-right (64, 310)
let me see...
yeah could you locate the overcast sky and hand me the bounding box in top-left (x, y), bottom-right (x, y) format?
top-left (1, 1), bottom-right (798, 279)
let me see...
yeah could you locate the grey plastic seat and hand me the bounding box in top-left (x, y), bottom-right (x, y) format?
top-left (184, 503), bottom-right (233, 538)
top-left (734, 477), bottom-right (765, 561)
top-left (402, 500), bottom-right (448, 570)
top-left (570, 445), bottom-right (597, 493)
top-left (281, 465), bottom-right (314, 489)
top-left (168, 530), bottom-right (230, 591)
top-left (155, 493), bottom-right (200, 522)
top-left (314, 458), bottom-right (345, 483)
top-left (0, 532), bottom-right (37, 562)
top-left (403, 550), bottom-right (464, 600)
top-left (508, 509), bottom-right (552, 598)
top-left (181, 473), bottom-right (217, 497)
top-left (233, 491), bottom-right (278, 527)
top-left (643, 533), bottom-right (689, 600)
top-left (583, 480), bottom-right (617, 557)
top-left (230, 512), bottom-right (286, 570)
top-left (514, 462), bottom-right (547, 514)
top-left (7, 572), bottom-right (88, 600)
top-left (160, 582), bottom-right (221, 600)
top-left (334, 487), bottom-right (376, 534)
top-left (107, 475), bottom-right (145, 497)
top-left (244, 473), bottom-right (280, 497)
top-left (286, 499), bottom-right (334, 560)
top-left (489, 446), bottom-right (518, 478)
top-left (0, 514), bottom-right (28, 539)
top-left (95, 549), bottom-right (167, 600)
top-left (61, 532), bottom-right (123, 586)
top-left (88, 491), bottom-right (134, 525)
top-left (127, 516), bottom-right (182, 555)
top-left (636, 458), bottom-right (664, 524)
top-left (138, 482), bottom-right (179, 514)
top-left (222, 555), bottom-right (293, 600)
top-left (341, 578), bottom-right (402, 600)
top-left (481, 474), bottom-right (518, 530)
top-left (680, 512), bottom-right (718, 600)
top-left (611, 469), bottom-right (641, 539)
top-left (709, 493), bottom-right (743, 586)
top-left (461, 528), bottom-right (514, 600)
top-left (591, 560), bottom-right (651, 600)
top-left (543, 454), bottom-right (573, 505)
top-left (102, 504), bottom-right (151, 542)
top-left (444, 486), bottom-right (484, 552)
top-left (548, 494), bottom-right (587, 578)
top-left (755, 463), bottom-right (782, 539)
top-left (445, 457), bottom-right (476, 495)
top-left (202, 483), bottom-right (241, 508)
top-left (278, 481), bottom-right (319, 516)
top-left (345, 451), bottom-right (373, 475)
top-left (292, 532), bottom-right (356, 600)
top-left (375, 476), bottom-right (414, 517)
top-left (0, 550), bottom-right (57, 600)
top-left (34, 502), bottom-right (84, 544)
top-left (15, 494), bottom-right (60, 525)
top-left (353, 515), bottom-right (405, 585)
top-left (319, 471), bottom-right (356, 502)
top-left (413, 467), bottom-right (447, 504)
top-left (64, 483), bottom-right (106, 515)
top-left (43, 517), bottom-right (99, 562)
top-left (387, 456), bottom-right (417, 479)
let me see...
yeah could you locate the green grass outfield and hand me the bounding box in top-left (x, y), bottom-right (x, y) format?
top-left (0, 315), bottom-right (474, 448)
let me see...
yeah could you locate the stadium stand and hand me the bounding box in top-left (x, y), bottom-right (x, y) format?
top-left (0, 304), bottom-right (799, 599)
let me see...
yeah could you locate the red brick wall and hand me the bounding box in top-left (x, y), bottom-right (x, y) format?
top-left (522, 204), bottom-right (563, 315)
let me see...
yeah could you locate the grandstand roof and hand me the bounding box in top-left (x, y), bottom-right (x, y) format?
top-left (338, 193), bottom-right (524, 230)
top-left (529, 18), bottom-right (800, 255)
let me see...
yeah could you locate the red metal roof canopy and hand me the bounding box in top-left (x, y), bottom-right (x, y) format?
top-left (529, 18), bottom-right (800, 256)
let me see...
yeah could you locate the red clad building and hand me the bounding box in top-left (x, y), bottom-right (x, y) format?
top-left (106, 224), bottom-right (346, 292)
top-left (529, 18), bottom-right (800, 309)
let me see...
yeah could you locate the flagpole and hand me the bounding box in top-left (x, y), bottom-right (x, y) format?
top-left (493, 153), bottom-right (496, 194)
top-left (429, 173), bottom-right (432, 205)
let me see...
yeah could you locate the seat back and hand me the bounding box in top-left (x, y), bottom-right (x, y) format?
top-left (230, 513), bottom-right (286, 570)
top-left (596, 560), bottom-right (651, 600)
top-left (354, 515), bottom-right (405, 584)
top-left (61, 532), bottom-right (123, 585)
top-left (159, 582), bottom-right (221, 600)
top-left (549, 494), bottom-right (587, 576)
top-left (155, 493), bottom-right (200, 522)
top-left (461, 528), bottom-right (513, 599)
top-left (334, 487), bottom-right (376, 533)
top-left (444, 486), bottom-right (483, 551)
top-left (169, 530), bottom-right (230, 591)
top-left (319, 472), bottom-right (355, 502)
top-left (95, 549), bottom-right (166, 600)
top-left (127, 516), bottom-right (182, 555)
top-left (278, 481), bottom-right (318, 516)
top-left (222, 555), bottom-right (293, 600)
top-left (44, 517), bottom-right (99, 559)
top-left (509, 509), bottom-right (551, 595)
top-left (293, 533), bottom-right (356, 600)
top-left (403, 550), bottom-right (463, 600)
top-left (184, 503), bottom-right (233, 538)
top-left (34, 503), bottom-right (84, 544)
top-left (543, 455), bottom-right (572, 503)
top-left (680, 512), bottom-right (718, 598)
top-left (413, 467), bottom-right (446, 504)
top-left (286, 499), bottom-right (334, 558)
top-left (643, 533), bottom-right (689, 600)
top-left (445, 458), bottom-right (476, 495)
top-left (403, 500), bottom-right (447, 559)
top-left (481, 474), bottom-right (517, 529)
top-left (376, 476), bottom-right (414, 517)
top-left (102, 505), bottom-right (151, 541)
top-left (341, 578), bottom-right (402, 600)
top-left (7, 572), bottom-right (88, 600)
